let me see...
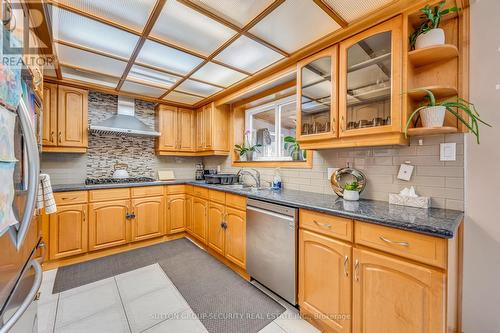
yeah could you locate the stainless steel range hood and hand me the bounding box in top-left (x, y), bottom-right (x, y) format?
top-left (89, 96), bottom-right (160, 137)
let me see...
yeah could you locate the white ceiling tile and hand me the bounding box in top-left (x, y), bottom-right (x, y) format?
top-left (121, 80), bottom-right (166, 98)
top-left (136, 40), bottom-right (204, 76)
top-left (323, 0), bottom-right (394, 22)
top-left (191, 62), bottom-right (247, 87)
top-left (150, 0), bottom-right (236, 56)
top-left (163, 91), bottom-right (204, 105)
top-left (53, 0), bottom-right (157, 31)
top-left (127, 65), bottom-right (181, 89)
top-left (61, 66), bottom-right (119, 88)
top-left (177, 79), bottom-right (222, 97)
top-left (249, 0), bottom-right (341, 53)
top-left (214, 35), bottom-right (283, 73)
top-left (50, 6), bottom-right (139, 58)
top-left (56, 43), bottom-right (127, 77)
top-left (190, 0), bottom-right (275, 27)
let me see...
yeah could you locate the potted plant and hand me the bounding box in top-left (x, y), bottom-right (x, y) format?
top-left (409, 1), bottom-right (460, 50)
top-left (404, 89), bottom-right (491, 143)
top-left (283, 136), bottom-right (306, 161)
top-left (234, 143), bottom-right (261, 161)
top-left (343, 181), bottom-right (361, 201)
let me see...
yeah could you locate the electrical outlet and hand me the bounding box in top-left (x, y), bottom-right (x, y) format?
top-left (440, 143), bottom-right (456, 161)
top-left (327, 168), bottom-right (339, 180)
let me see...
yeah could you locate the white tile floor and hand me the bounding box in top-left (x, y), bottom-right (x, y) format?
top-left (38, 264), bottom-right (320, 333)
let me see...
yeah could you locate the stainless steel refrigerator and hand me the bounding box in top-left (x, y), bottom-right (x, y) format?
top-left (0, 77), bottom-right (43, 332)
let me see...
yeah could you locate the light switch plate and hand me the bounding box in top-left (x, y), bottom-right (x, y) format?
top-left (440, 143), bottom-right (456, 161)
top-left (397, 164), bottom-right (414, 181)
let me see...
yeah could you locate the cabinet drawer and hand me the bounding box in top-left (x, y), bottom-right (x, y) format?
top-left (192, 186), bottom-right (209, 199)
top-left (166, 185), bottom-right (186, 195)
top-left (209, 190), bottom-right (225, 204)
top-left (131, 186), bottom-right (163, 198)
top-left (89, 188), bottom-right (130, 202)
top-left (354, 221), bottom-right (447, 268)
top-left (299, 209), bottom-right (352, 242)
top-left (225, 193), bottom-right (246, 210)
top-left (54, 191), bottom-right (87, 205)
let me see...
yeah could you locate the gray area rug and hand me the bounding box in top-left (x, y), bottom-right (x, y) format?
top-left (53, 238), bottom-right (285, 333)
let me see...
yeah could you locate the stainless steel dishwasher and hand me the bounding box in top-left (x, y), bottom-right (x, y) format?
top-left (246, 198), bottom-right (298, 305)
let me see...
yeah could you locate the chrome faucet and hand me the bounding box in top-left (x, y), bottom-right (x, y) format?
top-left (237, 169), bottom-right (261, 188)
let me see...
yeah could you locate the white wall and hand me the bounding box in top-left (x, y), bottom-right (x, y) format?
top-left (463, 0), bottom-right (500, 331)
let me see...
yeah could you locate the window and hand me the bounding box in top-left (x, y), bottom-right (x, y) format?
top-left (245, 96), bottom-right (301, 161)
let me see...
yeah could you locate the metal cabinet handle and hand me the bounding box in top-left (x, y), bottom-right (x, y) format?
top-left (62, 196), bottom-right (78, 201)
top-left (341, 116), bottom-right (346, 132)
top-left (343, 255), bottom-right (349, 277)
top-left (379, 236), bottom-right (409, 247)
top-left (354, 259), bottom-right (360, 282)
top-left (58, 131), bottom-right (62, 143)
top-left (50, 131), bottom-right (55, 142)
top-left (82, 210), bottom-right (86, 222)
top-left (313, 220), bottom-right (332, 229)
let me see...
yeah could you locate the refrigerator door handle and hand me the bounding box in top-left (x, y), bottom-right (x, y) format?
top-left (9, 98), bottom-right (40, 250)
top-left (0, 259), bottom-right (42, 333)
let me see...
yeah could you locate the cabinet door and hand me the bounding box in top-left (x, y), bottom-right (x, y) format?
top-left (192, 197), bottom-right (208, 244)
top-left (352, 248), bottom-right (445, 333)
top-left (157, 105), bottom-right (178, 151)
top-left (225, 207), bottom-right (246, 268)
top-left (196, 108), bottom-right (204, 151)
top-left (208, 202), bottom-right (225, 255)
top-left (178, 108), bottom-right (195, 151)
top-left (212, 104), bottom-right (229, 151)
top-left (131, 196), bottom-right (165, 241)
top-left (57, 85), bottom-right (88, 147)
top-left (42, 83), bottom-right (58, 147)
top-left (339, 16), bottom-right (402, 137)
top-left (49, 204), bottom-right (88, 260)
top-left (299, 230), bottom-right (351, 333)
top-left (167, 194), bottom-right (186, 234)
top-left (203, 104), bottom-right (213, 149)
top-left (297, 45), bottom-right (338, 142)
top-left (88, 200), bottom-right (130, 251)
top-left (186, 195), bottom-right (193, 234)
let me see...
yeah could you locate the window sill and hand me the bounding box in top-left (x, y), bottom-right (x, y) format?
top-left (231, 152), bottom-right (313, 169)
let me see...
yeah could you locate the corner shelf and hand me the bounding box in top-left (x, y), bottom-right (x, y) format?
top-left (408, 44), bottom-right (459, 67)
top-left (408, 85), bottom-right (457, 100)
top-left (406, 126), bottom-right (458, 136)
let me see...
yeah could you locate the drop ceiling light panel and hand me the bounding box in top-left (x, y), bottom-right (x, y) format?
top-left (150, 0), bottom-right (236, 56)
top-left (323, 0), bottom-right (394, 22)
top-left (53, 0), bottom-right (157, 31)
top-left (214, 35), bottom-right (283, 73)
top-left (50, 6), bottom-right (139, 58)
top-left (121, 80), bottom-right (166, 98)
top-left (190, 0), bottom-right (275, 27)
top-left (136, 40), bottom-right (204, 76)
top-left (249, 0), bottom-right (341, 53)
top-left (56, 43), bottom-right (128, 77)
top-left (127, 65), bottom-right (181, 89)
top-left (163, 91), bottom-right (203, 105)
top-left (191, 62), bottom-right (247, 87)
top-left (177, 79), bottom-right (222, 97)
top-left (61, 66), bottom-right (119, 88)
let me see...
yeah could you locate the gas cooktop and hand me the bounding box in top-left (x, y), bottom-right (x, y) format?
top-left (85, 177), bottom-right (156, 185)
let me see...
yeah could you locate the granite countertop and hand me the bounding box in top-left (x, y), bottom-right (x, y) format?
top-left (52, 180), bottom-right (464, 239)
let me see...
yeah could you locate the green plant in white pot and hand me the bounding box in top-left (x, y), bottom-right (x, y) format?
top-left (404, 89), bottom-right (491, 143)
top-left (409, 1), bottom-right (460, 50)
top-left (343, 181), bottom-right (361, 201)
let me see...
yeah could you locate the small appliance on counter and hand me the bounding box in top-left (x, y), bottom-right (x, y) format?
top-left (112, 162), bottom-right (129, 179)
top-left (195, 163), bottom-right (204, 180)
top-left (204, 174), bottom-right (239, 185)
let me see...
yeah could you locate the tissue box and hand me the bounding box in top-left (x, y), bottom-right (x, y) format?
top-left (389, 193), bottom-right (430, 209)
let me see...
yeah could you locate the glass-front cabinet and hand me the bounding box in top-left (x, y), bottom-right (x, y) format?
top-left (339, 16), bottom-right (402, 137)
top-left (296, 46), bottom-right (337, 142)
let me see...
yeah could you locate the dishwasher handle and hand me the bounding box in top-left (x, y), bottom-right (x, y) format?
top-left (247, 205), bottom-right (296, 222)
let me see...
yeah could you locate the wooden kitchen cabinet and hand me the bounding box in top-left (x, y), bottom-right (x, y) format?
top-left (186, 195), bottom-right (193, 234)
top-left (156, 105), bottom-right (195, 153)
top-left (208, 202), bottom-right (225, 255)
top-left (166, 194), bottom-right (186, 234)
top-left (131, 196), bottom-right (165, 242)
top-left (224, 207), bottom-right (246, 268)
top-left (42, 83), bottom-right (58, 147)
top-left (352, 248), bottom-right (445, 333)
top-left (88, 199), bottom-right (130, 251)
top-left (178, 108), bottom-right (195, 151)
top-left (192, 197), bottom-right (208, 244)
top-left (299, 229), bottom-right (351, 333)
top-left (49, 204), bottom-right (88, 260)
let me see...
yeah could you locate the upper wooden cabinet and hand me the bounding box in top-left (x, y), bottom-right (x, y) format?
top-left (156, 105), bottom-right (195, 153)
top-left (339, 16), bottom-right (402, 137)
top-left (42, 84), bottom-right (88, 153)
top-left (197, 102), bottom-right (230, 154)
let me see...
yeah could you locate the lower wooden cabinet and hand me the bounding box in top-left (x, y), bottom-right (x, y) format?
top-left (49, 204), bottom-right (88, 260)
top-left (131, 196), bottom-right (165, 242)
top-left (352, 248), bottom-right (445, 333)
top-left (208, 202), bottom-right (225, 255)
top-left (166, 194), bottom-right (186, 234)
top-left (299, 229), bottom-right (351, 333)
top-left (224, 207), bottom-right (246, 268)
top-left (192, 197), bottom-right (208, 244)
top-left (88, 199), bottom-right (130, 251)
top-left (186, 195), bottom-right (193, 233)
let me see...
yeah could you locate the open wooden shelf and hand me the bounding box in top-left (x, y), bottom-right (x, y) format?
top-left (408, 44), bottom-right (459, 67)
top-left (406, 126), bottom-right (458, 136)
top-left (408, 85), bottom-right (457, 100)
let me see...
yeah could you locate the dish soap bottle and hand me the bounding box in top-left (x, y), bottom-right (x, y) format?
top-left (271, 168), bottom-right (282, 190)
